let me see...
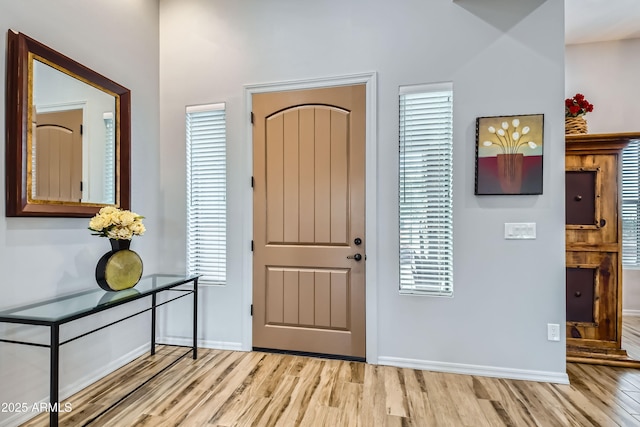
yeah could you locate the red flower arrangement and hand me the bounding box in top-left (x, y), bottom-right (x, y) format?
top-left (565, 93), bottom-right (594, 118)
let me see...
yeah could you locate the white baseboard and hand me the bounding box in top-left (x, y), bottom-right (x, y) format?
top-left (159, 335), bottom-right (244, 351)
top-left (623, 309), bottom-right (640, 317)
top-left (377, 356), bottom-right (569, 385)
top-left (0, 343), bottom-right (149, 427)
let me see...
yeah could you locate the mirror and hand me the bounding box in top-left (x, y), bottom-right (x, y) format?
top-left (5, 30), bottom-right (131, 217)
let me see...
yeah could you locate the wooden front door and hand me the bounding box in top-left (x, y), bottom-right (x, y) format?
top-left (252, 84), bottom-right (366, 358)
top-left (34, 109), bottom-right (83, 202)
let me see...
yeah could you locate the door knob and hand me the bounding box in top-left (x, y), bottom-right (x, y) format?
top-left (347, 253), bottom-right (362, 261)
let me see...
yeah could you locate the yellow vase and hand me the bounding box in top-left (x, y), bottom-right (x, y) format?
top-left (95, 239), bottom-right (143, 291)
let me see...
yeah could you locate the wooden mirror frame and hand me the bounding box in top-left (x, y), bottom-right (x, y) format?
top-left (5, 30), bottom-right (131, 217)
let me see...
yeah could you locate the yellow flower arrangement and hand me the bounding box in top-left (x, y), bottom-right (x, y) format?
top-left (88, 206), bottom-right (145, 240)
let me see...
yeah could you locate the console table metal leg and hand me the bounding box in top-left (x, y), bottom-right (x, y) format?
top-left (50, 324), bottom-right (59, 427)
top-left (193, 279), bottom-right (198, 359)
top-left (151, 294), bottom-right (156, 356)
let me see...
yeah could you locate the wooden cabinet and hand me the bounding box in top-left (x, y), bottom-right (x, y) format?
top-left (565, 133), bottom-right (640, 366)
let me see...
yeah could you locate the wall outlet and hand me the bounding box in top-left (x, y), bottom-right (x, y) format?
top-left (547, 323), bottom-right (560, 341)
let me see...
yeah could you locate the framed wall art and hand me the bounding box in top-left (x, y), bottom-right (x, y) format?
top-left (475, 114), bottom-right (544, 195)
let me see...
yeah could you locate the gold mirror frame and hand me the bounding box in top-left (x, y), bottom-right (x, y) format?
top-left (5, 30), bottom-right (131, 217)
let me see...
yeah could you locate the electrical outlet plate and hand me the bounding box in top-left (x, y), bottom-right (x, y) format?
top-left (547, 323), bottom-right (560, 341)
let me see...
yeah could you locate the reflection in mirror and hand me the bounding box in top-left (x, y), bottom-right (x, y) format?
top-left (32, 59), bottom-right (117, 204)
top-left (5, 30), bottom-right (130, 217)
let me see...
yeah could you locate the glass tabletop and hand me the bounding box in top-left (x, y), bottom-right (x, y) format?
top-left (0, 274), bottom-right (199, 324)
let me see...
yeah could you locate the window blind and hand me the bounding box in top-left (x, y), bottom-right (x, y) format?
top-left (399, 83), bottom-right (454, 296)
top-left (103, 112), bottom-right (115, 204)
top-left (186, 103), bottom-right (227, 285)
top-left (622, 139), bottom-right (640, 267)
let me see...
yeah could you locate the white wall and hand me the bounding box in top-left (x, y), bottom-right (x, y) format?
top-left (566, 38), bottom-right (640, 312)
top-left (566, 38), bottom-right (640, 134)
top-left (159, 0), bottom-right (567, 381)
top-left (0, 1), bottom-right (160, 426)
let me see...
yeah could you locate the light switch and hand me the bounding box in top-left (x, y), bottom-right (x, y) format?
top-left (505, 223), bottom-right (536, 239)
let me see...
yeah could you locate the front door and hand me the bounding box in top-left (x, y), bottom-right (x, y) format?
top-left (252, 84), bottom-right (366, 358)
top-left (34, 109), bottom-right (83, 202)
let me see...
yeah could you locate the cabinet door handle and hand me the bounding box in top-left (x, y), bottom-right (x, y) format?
top-left (575, 291), bottom-right (582, 297)
top-left (574, 195), bottom-right (582, 201)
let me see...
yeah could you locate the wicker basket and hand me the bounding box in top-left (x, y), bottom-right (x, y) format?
top-left (565, 116), bottom-right (587, 135)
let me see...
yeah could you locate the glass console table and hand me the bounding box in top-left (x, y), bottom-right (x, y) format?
top-left (0, 273), bottom-right (200, 427)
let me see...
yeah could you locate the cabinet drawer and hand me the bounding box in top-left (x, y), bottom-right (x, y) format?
top-left (566, 267), bottom-right (595, 323)
top-left (565, 154), bottom-right (618, 245)
top-left (565, 251), bottom-right (617, 342)
top-left (566, 170), bottom-right (597, 226)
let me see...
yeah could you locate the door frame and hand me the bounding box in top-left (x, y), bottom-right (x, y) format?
top-left (243, 72), bottom-right (378, 362)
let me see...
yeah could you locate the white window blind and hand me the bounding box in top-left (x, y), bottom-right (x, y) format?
top-left (103, 112), bottom-right (115, 204)
top-left (623, 139), bottom-right (640, 267)
top-left (399, 83), bottom-right (453, 296)
top-left (186, 103), bottom-right (227, 285)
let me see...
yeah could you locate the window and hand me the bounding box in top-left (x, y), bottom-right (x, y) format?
top-left (623, 139), bottom-right (640, 267)
top-left (186, 103), bottom-right (227, 285)
top-left (399, 83), bottom-right (453, 296)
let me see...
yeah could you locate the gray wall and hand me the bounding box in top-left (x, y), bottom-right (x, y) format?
top-left (0, 0), bottom-right (567, 425)
top-left (0, 1), bottom-right (160, 426)
top-left (159, 0), bottom-right (567, 380)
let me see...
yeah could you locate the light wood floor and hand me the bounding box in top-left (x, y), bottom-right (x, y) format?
top-left (19, 341), bottom-right (640, 427)
top-left (622, 315), bottom-right (640, 361)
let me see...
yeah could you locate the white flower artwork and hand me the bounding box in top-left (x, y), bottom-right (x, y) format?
top-left (475, 114), bottom-right (544, 195)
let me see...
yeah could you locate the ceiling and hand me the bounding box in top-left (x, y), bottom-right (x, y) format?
top-left (565, 0), bottom-right (640, 45)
